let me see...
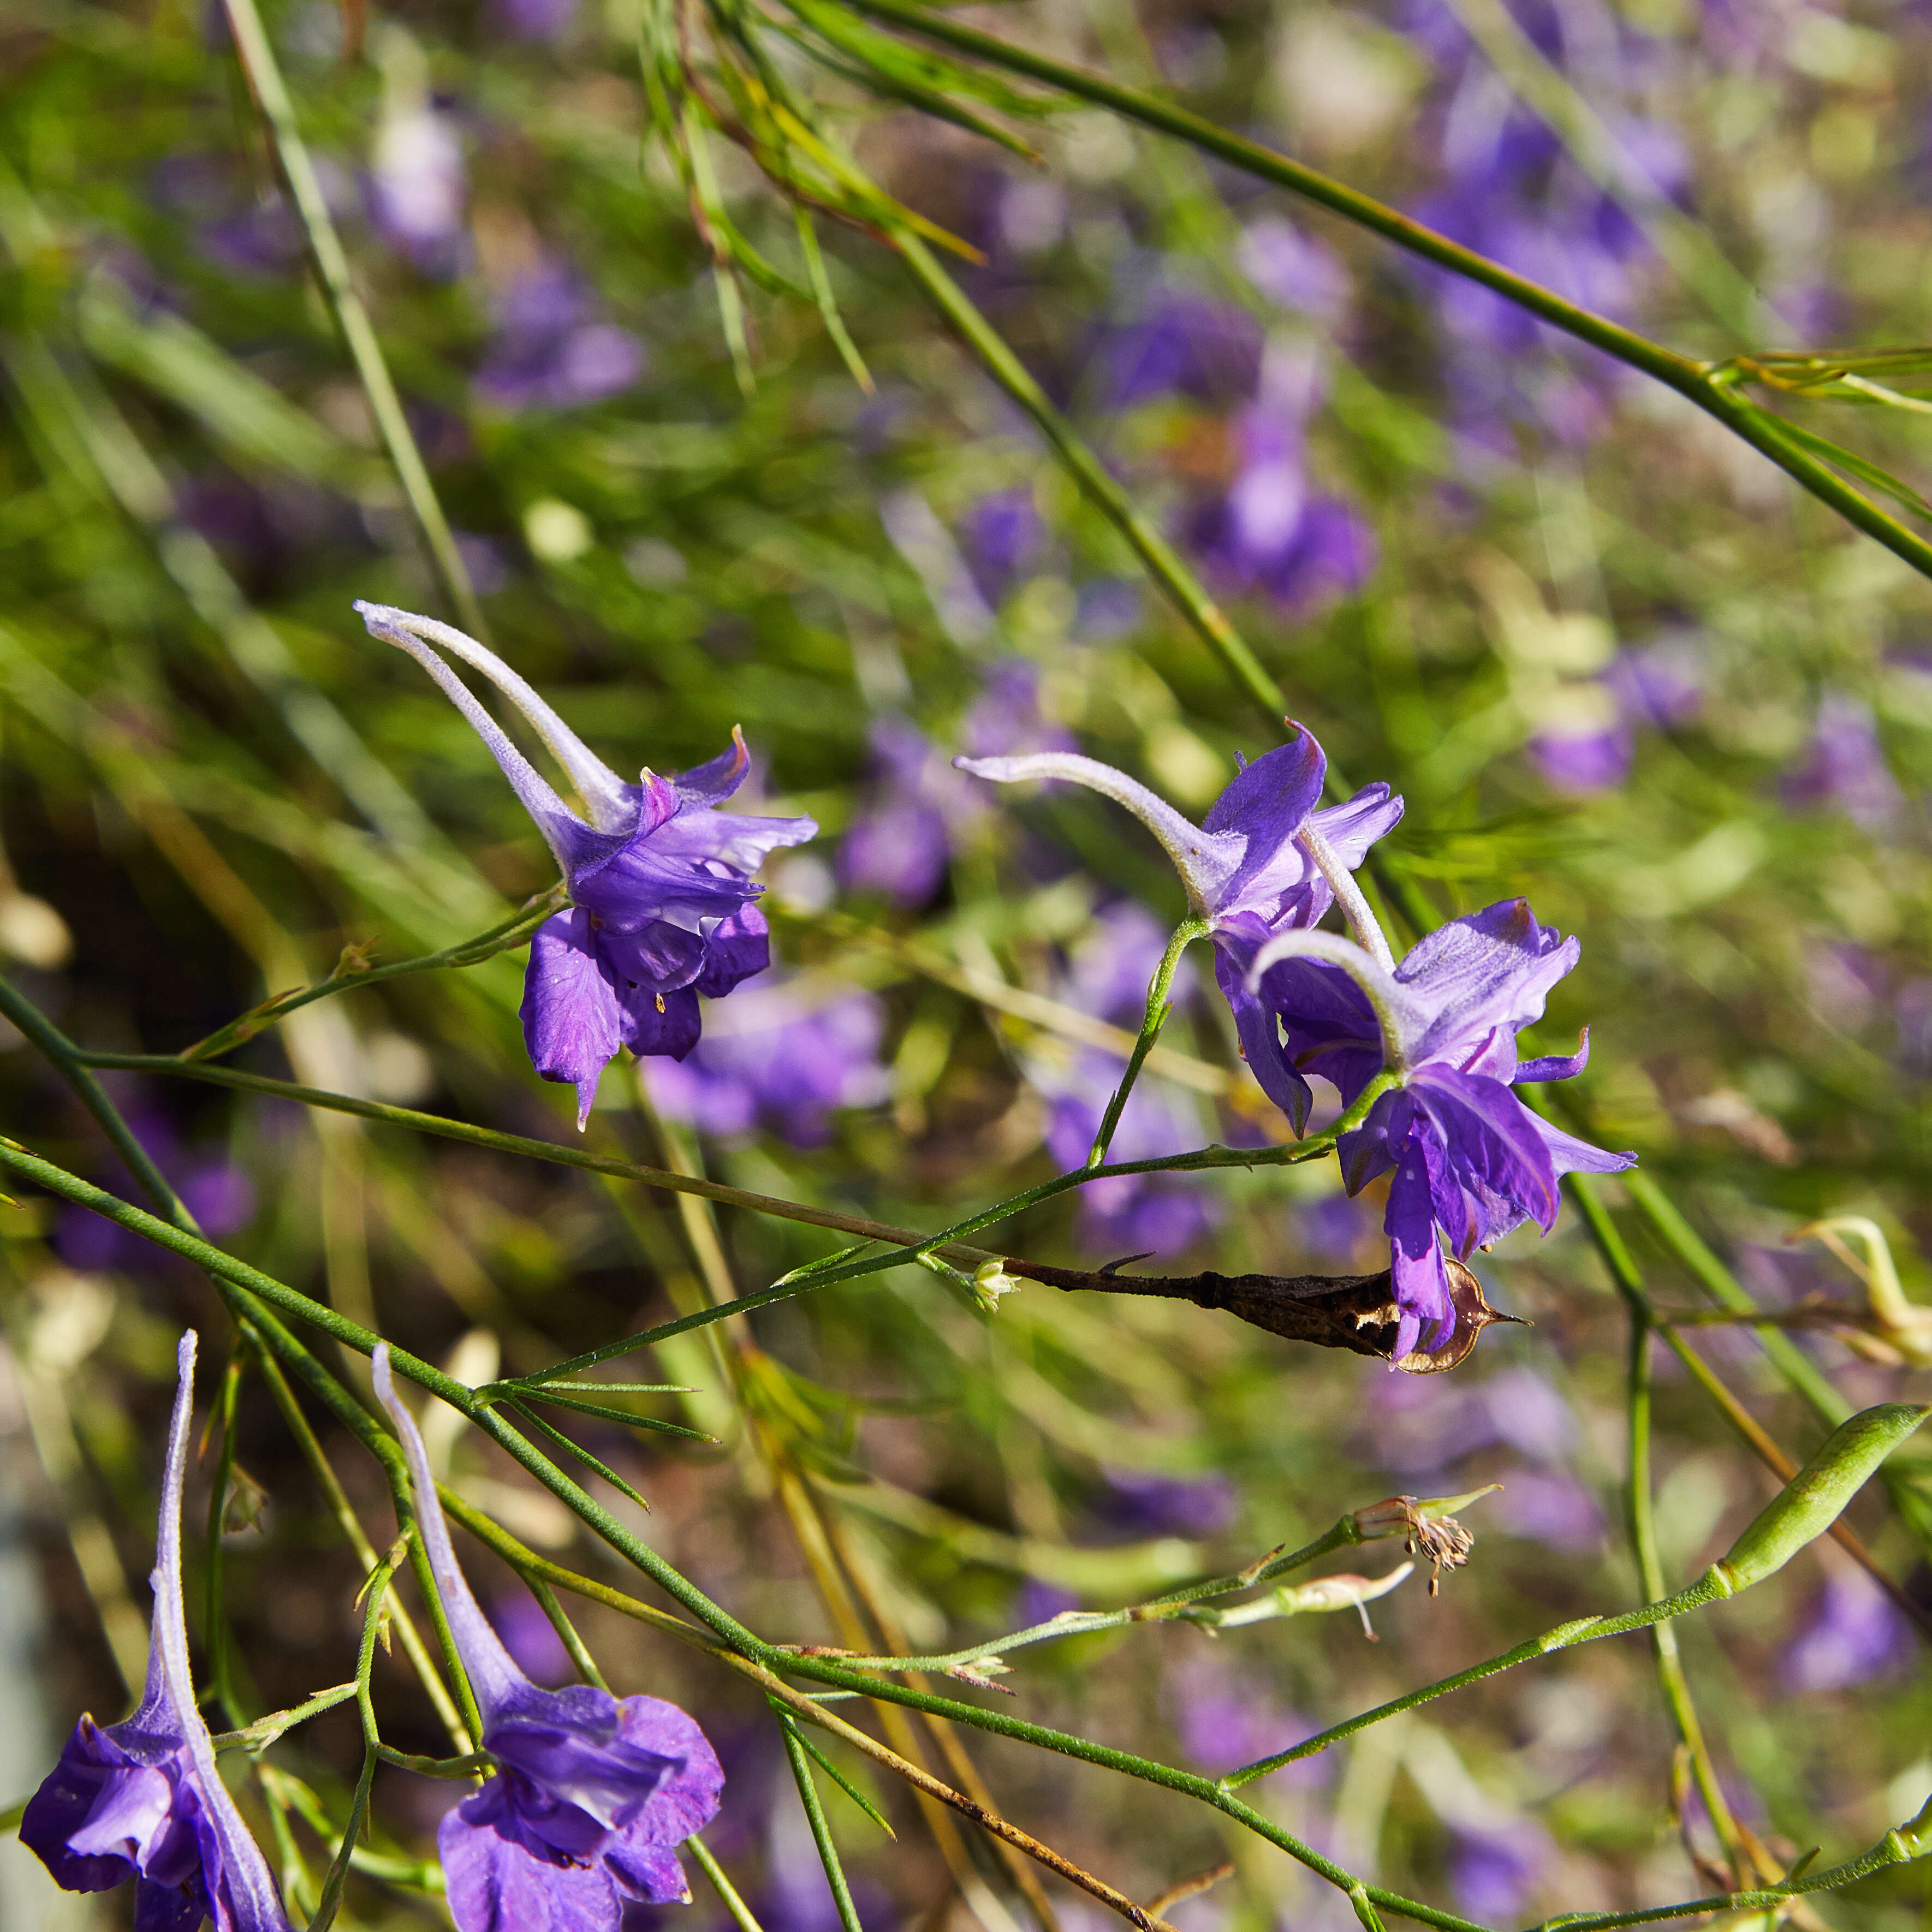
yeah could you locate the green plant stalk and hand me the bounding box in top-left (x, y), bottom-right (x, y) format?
top-left (777, 1708), bottom-right (868, 1932)
top-left (216, 0), bottom-right (485, 635)
top-left (690, 1835), bottom-right (769, 1932)
top-left (210, 1683), bottom-right (360, 1756)
top-left (203, 1344), bottom-right (249, 1728)
top-left (838, 0), bottom-right (1932, 587)
top-left (890, 229), bottom-right (1288, 720)
top-left (309, 1543), bottom-right (402, 1932)
top-left (1625, 1311), bottom-right (1745, 1877)
top-left (1089, 917), bottom-right (1210, 1167)
top-left (179, 893), bottom-right (563, 1062)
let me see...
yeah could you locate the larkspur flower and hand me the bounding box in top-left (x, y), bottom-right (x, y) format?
top-left (1246, 900), bottom-right (1636, 1357)
top-left (372, 1346), bottom-right (723, 1932)
top-left (956, 722), bottom-right (1401, 1131)
top-left (356, 603), bottom-right (815, 1126)
top-left (22, 1331), bottom-right (293, 1932)
top-left (645, 975), bottom-right (890, 1148)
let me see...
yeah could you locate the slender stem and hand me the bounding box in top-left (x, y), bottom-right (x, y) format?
top-left (1089, 918), bottom-right (1210, 1167)
top-left (216, 0), bottom-right (485, 634)
top-left (890, 230), bottom-right (1287, 723)
top-left (178, 892), bottom-right (562, 1063)
top-left (1220, 1577), bottom-right (1728, 1788)
top-left (837, 0), bottom-right (1932, 586)
top-left (203, 1344), bottom-right (249, 1726)
top-left (690, 1836), bottom-right (769, 1932)
top-left (210, 1682), bottom-right (360, 1755)
top-left (1626, 1312), bottom-right (1745, 1880)
top-left (778, 1708), bottom-right (867, 1932)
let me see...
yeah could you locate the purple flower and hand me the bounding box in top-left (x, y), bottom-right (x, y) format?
top-left (473, 264), bottom-right (643, 413)
top-left (373, 1348), bottom-right (723, 1931)
top-left (1098, 1468), bottom-right (1237, 1538)
top-left (1239, 216), bottom-right (1350, 326)
top-left (23, 1333), bottom-right (292, 1931)
top-left (1781, 1570), bottom-right (1913, 1692)
top-left (1102, 287), bottom-right (1264, 408)
top-left (1166, 1657), bottom-right (1327, 1788)
top-left (356, 604), bottom-right (814, 1127)
top-left (959, 491), bottom-right (1044, 609)
top-left (57, 1101), bottom-right (254, 1276)
top-left (1604, 637), bottom-right (1705, 729)
top-left (957, 722), bottom-right (1402, 1133)
top-left (836, 720), bottom-right (968, 909)
top-left (960, 662), bottom-right (1073, 764)
top-left (645, 978), bottom-right (889, 1147)
top-left (494, 0), bottom-right (578, 37)
top-left (1449, 1824), bottom-right (1549, 1923)
top-left (1782, 693), bottom-right (1904, 830)
top-left (369, 101), bottom-right (467, 274)
top-left (1529, 722), bottom-right (1632, 795)
top-left (1247, 900), bottom-right (1635, 1356)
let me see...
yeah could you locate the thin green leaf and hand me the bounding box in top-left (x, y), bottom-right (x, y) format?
top-left (793, 1730), bottom-right (897, 1839)
top-left (793, 206), bottom-right (874, 393)
top-left (515, 1386), bottom-right (717, 1442)
top-left (1743, 407), bottom-right (1932, 522)
top-left (506, 1399), bottom-right (657, 1513)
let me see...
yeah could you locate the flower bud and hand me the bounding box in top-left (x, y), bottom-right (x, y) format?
top-left (973, 1258), bottom-right (1020, 1311)
top-left (1712, 1403), bottom-right (1930, 1592)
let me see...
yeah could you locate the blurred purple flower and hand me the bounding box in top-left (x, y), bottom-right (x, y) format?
top-left (57, 1104), bottom-right (254, 1276)
top-left (1496, 1470), bottom-right (1603, 1553)
top-left (1782, 1570), bottom-right (1913, 1691)
top-left (1098, 1467), bottom-right (1237, 1538)
top-left (1239, 216), bottom-right (1350, 326)
top-left (473, 264), bottom-right (644, 413)
top-left (1604, 635), bottom-right (1706, 728)
top-left (1033, 904), bottom-right (1221, 1257)
top-left (1450, 1824), bottom-right (1549, 1923)
top-left (369, 102), bottom-right (467, 274)
top-left (960, 490), bottom-right (1044, 608)
top-left (1529, 722), bottom-right (1632, 795)
top-left (489, 1594), bottom-right (574, 1686)
top-left (960, 662), bottom-right (1073, 763)
top-left (1074, 579), bottom-right (1142, 641)
top-left (1167, 1657), bottom-right (1328, 1788)
top-left (1479, 1368), bottom-right (1576, 1461)
top-left (1102, 287), bottom-right (1264, 408)
top-left (1300, 1192), bottom-right (1380, 1268)
top-left (1015, 1578), bottom-right (1079, 1625)
top-left (375, 1349), bottom-right (723, 1932)
top-left (837, 720), bottom-right (973, 908)
top-left (494, 0), bottom-right (578, 38)
top-left (646, 978), bottom-right (889, 1147)
top-left (1782, 694), bottom-right (1903, 829)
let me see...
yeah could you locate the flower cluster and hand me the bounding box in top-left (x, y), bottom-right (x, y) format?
top-left (25, 1332), bottom-right (726, 1932)
top-left (960, 723), bottom-right (1633, 1357)
top-left (357, 604), bottom-right (815, 1127)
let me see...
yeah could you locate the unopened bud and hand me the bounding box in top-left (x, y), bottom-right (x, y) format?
top-left (1712, 1404), bottom-right (1930, 1592)
top-left (973, 1259), bottom-right (1020, 1311)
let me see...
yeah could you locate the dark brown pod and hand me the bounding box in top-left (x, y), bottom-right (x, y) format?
top-left (997, 1255), bottom-right (1519, 1374)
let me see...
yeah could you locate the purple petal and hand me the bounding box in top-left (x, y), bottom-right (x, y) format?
top-left (521, 912), bottom-right (624, 1131)
top-left (1396, 900), bottom-right (1579, 1066)
top-left (1514, 1029), bottom-right (1590, 1084)
top-left (1408, 1067), bottom-right (1562, 1243)
top-left (1199, 732), bottom-right (1327, 923)
top-left (1523, 1107), bottom-right (1636, 1181)
top-left (1305, 783), bottom-right (1404, 872)
top-left (647, 806), bottom-right (817, 878)
top-left (439, 1788), bottom-right (623, 1932)
top-left (837, 804), bottom-right (953, 907)
top-left (602, 1696), bottom-right (723, 1894)
top-left (673, 729), bottom-right (751, 809)
top-left (571, 843), bottom-right (759, 942)
top-left (617, 984), bottom-right (702, 1060)
top-left (1385, 1138), bottom-right (1454, 1358)
top-left (1213, 945), bottom-right (1312, 1131)
top-left (694, 905), bottom-right (770, 999)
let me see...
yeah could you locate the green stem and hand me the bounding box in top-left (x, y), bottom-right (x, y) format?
top-left (203, 1344), bottom-right (249, 1727)
top-left (179, 893), bottom-right (562, 1063)
top-left (1089, 918), bottom-right (1210, 1168)
top-left (216, 0), bottom-right (485, 635)
top-left (689, 1835), bottom-right (769, 1932)
top-left (1219, 1576), bottom-right (1729, 1788)
top-left (1626, 1312), bottom-right (1744, 1874)
top-left (891, 229), bottom-right (1287, 721)
top-left (839, 0), bottom-right (1932, 586)
top-left (777, 1708), bottom-right (867, 1932)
